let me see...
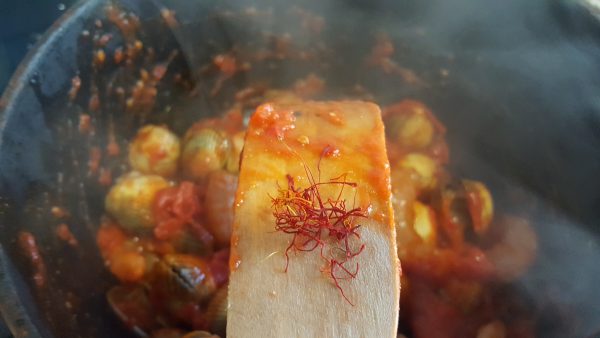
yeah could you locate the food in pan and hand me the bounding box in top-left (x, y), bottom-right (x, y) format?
top-left (96, 89), bottom-right (537, 337)
top-left (65, 4), bottom-right (538, 337)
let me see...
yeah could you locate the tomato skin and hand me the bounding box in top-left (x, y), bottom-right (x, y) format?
top-left (152, 182), bottom-right (214, 246)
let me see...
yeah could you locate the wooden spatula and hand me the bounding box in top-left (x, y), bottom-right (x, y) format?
top-left (227, 100), bottom-right (400, 338)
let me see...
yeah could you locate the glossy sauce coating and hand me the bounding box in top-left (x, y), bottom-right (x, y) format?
top-left (228, 100), bottom-right (400, 338)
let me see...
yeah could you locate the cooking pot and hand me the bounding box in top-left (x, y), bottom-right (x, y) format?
top-left (1, 0), bottom-right (599, 337)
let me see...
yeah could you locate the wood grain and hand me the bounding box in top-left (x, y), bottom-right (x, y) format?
top-left (227, 101), bottom-right (400, 338)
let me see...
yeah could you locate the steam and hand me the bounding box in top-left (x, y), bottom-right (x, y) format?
top-left (194, 0), bottom-right (600, 336)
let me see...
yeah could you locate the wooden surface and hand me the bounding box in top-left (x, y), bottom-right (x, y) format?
top-left (227, 101), bottom-right (400, 338)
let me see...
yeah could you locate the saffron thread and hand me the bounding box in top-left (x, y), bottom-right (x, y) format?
top-left (271, 146), bottom-right (367, 305)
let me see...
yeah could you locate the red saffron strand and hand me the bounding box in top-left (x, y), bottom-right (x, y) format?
top-left (271, 156), bottom-right (367, 305)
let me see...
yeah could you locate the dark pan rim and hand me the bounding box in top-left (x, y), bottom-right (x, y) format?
top-left (0, 0), bottom-right (102, 337)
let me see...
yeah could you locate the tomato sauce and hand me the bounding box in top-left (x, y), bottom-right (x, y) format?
top-left (81, 6), bottom-right (538, 334)
top-left (18, 231), bottom-right (47, 288)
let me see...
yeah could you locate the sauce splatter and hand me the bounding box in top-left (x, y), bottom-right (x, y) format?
top-left (56, 223), bottom-right (79, 247)
top-left (88, 146), bottom-right (102, 174)
top-left (78, 114), bottom-right (92, 134)
top-left (18, 232), bottom-right (47, 288)
top-left (68, 75), bottom-right (81, 101)
top-left (51, 206), bottom-right (68, 218)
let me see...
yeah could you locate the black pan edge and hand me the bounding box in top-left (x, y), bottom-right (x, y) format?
top-left (0, 1), bottom-right (103, 337)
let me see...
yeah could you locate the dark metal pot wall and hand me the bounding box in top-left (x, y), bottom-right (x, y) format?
top-left (0, 0), bottom-right (599, 337)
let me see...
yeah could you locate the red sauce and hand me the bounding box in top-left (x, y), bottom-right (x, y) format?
top-left (466, 189), bottom-right (484, 233)
top-left (293, 7), bottom-right (325, 34)
top-left (136, 128), bottom-right (168, 166)
top-left (209, 248), bottom-right (230, 287)
top-left (127, 77), bottom-right (157, 114)
top-left (88, 92), bottom-right (100, 112)
top-left (384, 100), bottom-right (446, 135)
top-left (125, 40), bottom-right (143, 62)
top-left (360, 129), bottom-right (393, 204)
top-left (81, 24), bottom-right (537, 334)
top-left (153, 182), bottom-right (199, 240)
top-left (88, 146), bottom-right (102, 174)
top-left (50, 206), bottom-right (68, 218)
top-left (321, 144), bottom-right (340, 158)
top-left (160, 8), bottom-right (179, 29)
top-left (113, 47), bottom-right (124, 64)
top-left (293, 73), bottom-right (325, 98)
top-left (56, 223), bottom-right (78, 247)
top-left (179, 111), bottom-right (244, 147)
top-left (98, 167), bottom-right (113, 186)
top-left (213, 54), bottom-right (239, 77)
top-left (108, 286), bottom-right (158, 332)
top-left (68, 75), bottom-right (81, 101)
top-left (320, 110), bottom-right (345, 126)
top-left (97, 33), bottom-right (112, 47)
top-left (107, 140), bottom-right (120, 157)
top-left (366, 35), bottom-right (424, 85)
top-left (18, 232), bottom-right (47, 288)
top-left (229, 233), bottom-right (241, 271)
top-left (250, 103), bottom-right (296, 140)
top-left (152, 182), bottom-right (216, 250)
top-left (152, 63), bottom-right (168, 81)
top-left (428, 138), bottom-right (450, 165)
top-left (78, 114), bottom-right (92, 134)
top-left (105, 5), bottom-right (140, 41)
top-left (96, 222), bottom-right (127, 256)
top-left (209, 53), bottom-right (250, 96)
top-left (408, 280), bottom-right (469, 338)
top-left (403, 246), bottom-right (495, 283)
top-left (366, 34), bottom-right (394, 67)
top-left (235, 85), bottom-right (266, 103)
